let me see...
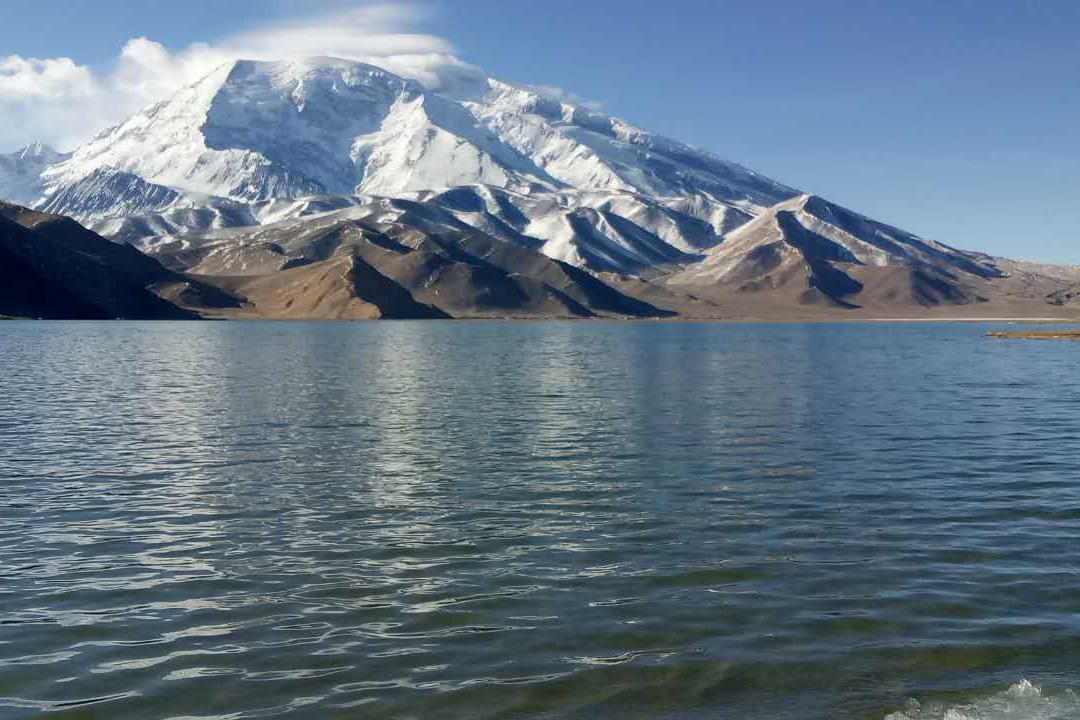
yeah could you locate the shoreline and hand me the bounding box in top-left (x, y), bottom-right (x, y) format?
top-left (988, 329), bottom-right (1080, 340)
top-left (3, 315), bottom-right (1080, 325)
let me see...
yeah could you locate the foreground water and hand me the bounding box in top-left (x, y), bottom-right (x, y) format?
top-left (1, 321), bottom-right (1079, 720)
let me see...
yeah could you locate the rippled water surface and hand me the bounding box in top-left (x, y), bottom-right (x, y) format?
top-left (2, 321), bottom-right (1080, 720)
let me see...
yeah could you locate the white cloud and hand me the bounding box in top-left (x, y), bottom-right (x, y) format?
top-left (0, 56), bottom-right (96, 100)
top-left (222, 5), bottom-right (451, 59)
top-left (0, 2), bottom-right (489, 151)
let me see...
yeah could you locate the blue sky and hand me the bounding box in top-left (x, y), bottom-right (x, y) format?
top-left (1, 0), bottom-right (1077, 263)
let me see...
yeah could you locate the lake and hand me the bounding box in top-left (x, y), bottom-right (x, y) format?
top-left (1, 320), bottom-right (1079, 719)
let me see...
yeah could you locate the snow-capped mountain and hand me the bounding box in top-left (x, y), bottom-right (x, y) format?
top-left (41, 57), bottom-right (793, 206)
top-left (15, 56), bottom-right (801, 275)
top-left (669, 194), bottom-right (1003, 306)
top-left (2, 55), bottom-right (1031, 312)
top-left (464, 79), bottom-right (792, 206)
top-left (43, 58), bottom-right (562, 202)
top-left (0, 142), bottom-right (70, 206)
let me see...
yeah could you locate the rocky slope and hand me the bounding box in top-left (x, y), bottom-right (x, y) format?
top-left (0, 201), bottom-right (208, 319)
top-left (0, 201), bottom-right (669, 320)
top-left (202, 251), bottom-right (450, 320)
top-left (151, 204), bottom-right (671, 319)
top-left (665, 194), bottom-right (1004, 309)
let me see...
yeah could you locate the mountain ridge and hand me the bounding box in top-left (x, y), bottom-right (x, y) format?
top-left (2, 56), bottom-right (1078, 319)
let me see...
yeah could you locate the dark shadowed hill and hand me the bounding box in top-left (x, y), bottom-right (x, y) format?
top-left (0, 202), bottom-right (212, 319)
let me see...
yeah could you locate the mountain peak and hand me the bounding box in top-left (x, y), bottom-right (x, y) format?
top-left (37, 51), bottom-right (799, 213)
top-left (17, 141), bottom-right (63, 162)
top-left (32, 54), bottom-right (805, 273)
top-left (1, 142), bottom-right (70, 206)
top-left (222, 56), bottom-right (411, 83)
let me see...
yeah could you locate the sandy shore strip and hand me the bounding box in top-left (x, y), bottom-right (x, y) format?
top-left (988, 330), bottom-right (1080, 340)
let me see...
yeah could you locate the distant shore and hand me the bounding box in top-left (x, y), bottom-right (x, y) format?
top-left (3, 314), bottom-right (1080, 325)
top-left (988, 329), bottom-right (1080, 339)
